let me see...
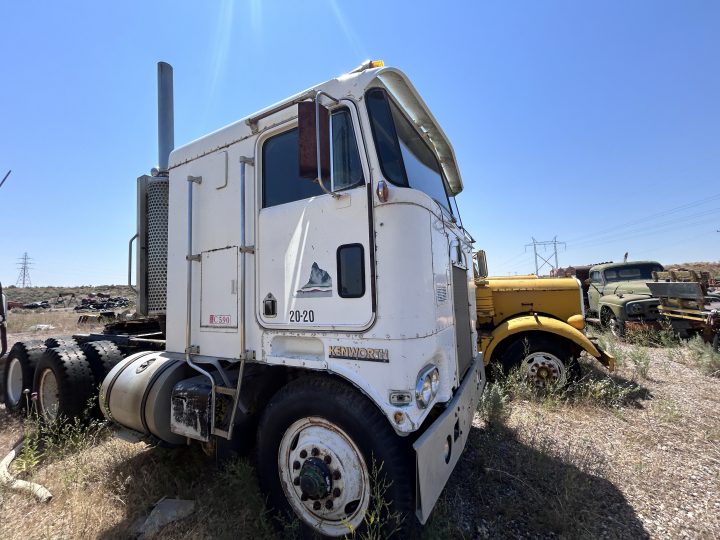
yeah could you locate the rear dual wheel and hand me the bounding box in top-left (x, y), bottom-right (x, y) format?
top-left (33, 347), bottom-right (95, 422)
top-left (3, 341), bottom-right (45, 412)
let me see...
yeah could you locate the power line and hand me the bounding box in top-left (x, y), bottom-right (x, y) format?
top-left (525, 237), bottom-right (566, 275)
top-left (0, 170), bottom-right (10, 189)
top-left (16, 252), bottom-right (33, 287)
top-left (564, 192), bottom-right (720, 245)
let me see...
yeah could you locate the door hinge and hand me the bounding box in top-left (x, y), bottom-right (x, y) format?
top-left (186, 254), bottom-right (201, 262)
top-left (186, 345), bottom-right (200, 354)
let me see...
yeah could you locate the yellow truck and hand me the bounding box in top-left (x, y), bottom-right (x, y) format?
top-left (474, 252), bottom-right (614, 386)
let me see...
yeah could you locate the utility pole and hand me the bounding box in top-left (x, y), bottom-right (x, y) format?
top-left (16, 252), bottom-right (33, 287)
top-left (525, 237), bottom-right (566, 276)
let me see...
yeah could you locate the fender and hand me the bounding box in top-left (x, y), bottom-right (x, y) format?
top-left (483, 315), bottom-right (614, 370)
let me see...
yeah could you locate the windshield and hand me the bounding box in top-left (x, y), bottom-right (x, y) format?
top-left (604, 264), bottom-right (663, 282)
top-left (366, 88), bottom-right (452, 214)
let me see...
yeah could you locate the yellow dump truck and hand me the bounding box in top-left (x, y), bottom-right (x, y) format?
top-left (474, 252), bottom-right (614, 386)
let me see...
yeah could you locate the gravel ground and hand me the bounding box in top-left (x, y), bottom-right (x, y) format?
top-left (0, 319), bottom-right (718, 538)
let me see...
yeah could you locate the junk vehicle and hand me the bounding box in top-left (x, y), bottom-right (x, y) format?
top-left (473, 252), bottom-right (614, 386)
top-left (585, 260), bottom-right (664, 337)
top-left (647, 269), bottom-right (720, 350)
top-left (1, 61), bottom-right (484, 536)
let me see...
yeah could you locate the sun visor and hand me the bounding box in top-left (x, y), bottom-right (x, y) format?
top-left (375, 70), bottom-right (464, 195)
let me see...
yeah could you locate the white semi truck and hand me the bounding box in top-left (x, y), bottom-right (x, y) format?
top-left (3, 61), bottom-right (484, 536)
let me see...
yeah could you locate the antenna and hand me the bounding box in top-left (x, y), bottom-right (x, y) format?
top-left (0, 170), bottom-right (10, 189)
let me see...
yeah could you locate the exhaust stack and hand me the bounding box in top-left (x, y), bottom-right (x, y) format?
top-left (136, 61), bottom-right (173, 316)
top-left (157, 62), bottom-right (174, 175)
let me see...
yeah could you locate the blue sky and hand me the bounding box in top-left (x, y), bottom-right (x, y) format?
top-left (1, 0), bottom-right (718, 285)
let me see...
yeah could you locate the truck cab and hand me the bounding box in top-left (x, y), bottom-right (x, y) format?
top-left (587, 261), bottom-right (663, 336)
top-left (100, 61), bottom-right (484, 535)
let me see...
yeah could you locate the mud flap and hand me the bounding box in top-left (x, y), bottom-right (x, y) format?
top-left (413, 355), bottom-right (484, 524)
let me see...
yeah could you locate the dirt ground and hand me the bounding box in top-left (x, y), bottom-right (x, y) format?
top-left (0, 312), bottom-right (718, 539)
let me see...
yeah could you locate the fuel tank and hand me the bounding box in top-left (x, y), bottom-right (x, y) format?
top-left (100, 351), bottom-right (189, 445)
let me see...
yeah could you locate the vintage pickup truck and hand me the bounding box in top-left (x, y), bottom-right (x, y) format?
top-left (585, 261), bottom-right (664, 337)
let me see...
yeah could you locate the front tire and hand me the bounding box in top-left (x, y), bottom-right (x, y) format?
top-left (601, 309), bottom-right (625, 338)
top-left (499, 335), bottom-right (580, 388)
top-left (256, 376), bottom-right (413, 538)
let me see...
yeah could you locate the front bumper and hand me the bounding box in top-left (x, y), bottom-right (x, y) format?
top-left (413, 354), bottom-right (484, 524)
top-left (588, 337), bottom-right (616, 371)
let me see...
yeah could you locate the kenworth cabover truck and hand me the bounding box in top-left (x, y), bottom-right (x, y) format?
top-left (473, 252), bottom-right (614, 386)
top-left (1, 61), bottom-right (484, 536)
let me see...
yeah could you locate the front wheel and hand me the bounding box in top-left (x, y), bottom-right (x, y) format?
top-left (256, 376), bottom-right (413, 538)
top-left (499, 336), bottom-right (580, 388)
top-left (601, 309), bottom-right (625, 338)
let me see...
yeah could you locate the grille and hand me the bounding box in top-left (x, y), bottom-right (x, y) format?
top-left (452, 265), bottom-right (473, 379)
top-left (146, 179), bottom-right (169, 313)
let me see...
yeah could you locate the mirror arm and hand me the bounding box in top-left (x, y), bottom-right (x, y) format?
top-left (314, 91), bottom-right (341, 199)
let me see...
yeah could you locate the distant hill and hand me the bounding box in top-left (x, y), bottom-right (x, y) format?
top-left (666, 262), bottom-right (720, 279)
top-left (1, 285), bottom-right (136, 306)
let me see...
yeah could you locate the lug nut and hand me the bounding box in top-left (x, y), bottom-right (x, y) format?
top-left (324, 455), bottom-right (332, 464)
top-left (313, 501), bottom-right (321, 510)
top-left (293, 461), bottom-right (300, 470)
top-left (333, 470), bottom-right (341, 480)
top-left (301, 493), bottom-right (308, 501)
top-left (325, 500), bottom-right (333, 509)
top-left (312, 447), bottom-right (319, 456)
top-left (333, 488), bottom-right (341, 498)
top-left (300, 449), bottom-right (307, 459)
top-left (293, 477), bottom-right (300, 486)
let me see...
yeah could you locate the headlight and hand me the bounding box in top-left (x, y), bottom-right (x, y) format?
top-left (416, 365), bottom-right (440, 409)
top-left (629, 303), bottom-right (644, 314)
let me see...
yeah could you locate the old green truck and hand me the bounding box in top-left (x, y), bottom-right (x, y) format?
top-left (586, 261), bottom-right (664, 337)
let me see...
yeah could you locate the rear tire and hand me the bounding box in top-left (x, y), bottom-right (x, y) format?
top-left (33, 346), bottom-right (95, 422)
top-left (80, 340), bottom-right (124, 385)
top-left (44, 336), bottom-right (77, 349)
top-left (2, 341), bottom-right (45, 412)
top-left (256, 376), bottom-right (414, 538)
top-left (499, 335), bottom-right (580, 388)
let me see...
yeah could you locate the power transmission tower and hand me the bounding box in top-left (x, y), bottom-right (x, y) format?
top-left (16, 252), bottom-right (34, 287)
top-left (525, 237), bottom-right (566, 276)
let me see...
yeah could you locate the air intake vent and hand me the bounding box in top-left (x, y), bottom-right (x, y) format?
top-left (137, 176), bottom-right (169, 315)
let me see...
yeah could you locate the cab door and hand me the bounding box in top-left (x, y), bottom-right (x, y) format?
top-left (256, 105), bottom-right (374, 331)
top-left (587, 270), bottom-right (605, 314)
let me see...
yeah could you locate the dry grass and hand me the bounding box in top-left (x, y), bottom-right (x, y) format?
top-left (5, 309), bottom-right (106, 340)
top-left (1, 321), bottom-right (719, 538)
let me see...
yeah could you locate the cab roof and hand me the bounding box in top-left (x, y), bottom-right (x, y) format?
top-left (589, 261), bottom-right (663, 273)
top-left (169, 64), bottom-right (464, 195)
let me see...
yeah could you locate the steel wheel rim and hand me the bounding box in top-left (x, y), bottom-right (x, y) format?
top-left (6, 357), bottom-right (23, 406)
top-left (524, 352), bottom-right (567, 388)
top-left (278, 416), bottom-right (370, 537)
top-left (38, 368), bottom-right (60, 421)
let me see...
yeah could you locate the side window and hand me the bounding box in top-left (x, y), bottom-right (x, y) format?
top-left (262, 109), bottom-right (364, 209)
top-left (590, 271), bottom-right (601, 283)
top-left (331, 109), bottom-right (364, 191)
top-left (337, 244), bottom-right (365, 298)
top-left (262, 128), bottom-right (323, 208)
